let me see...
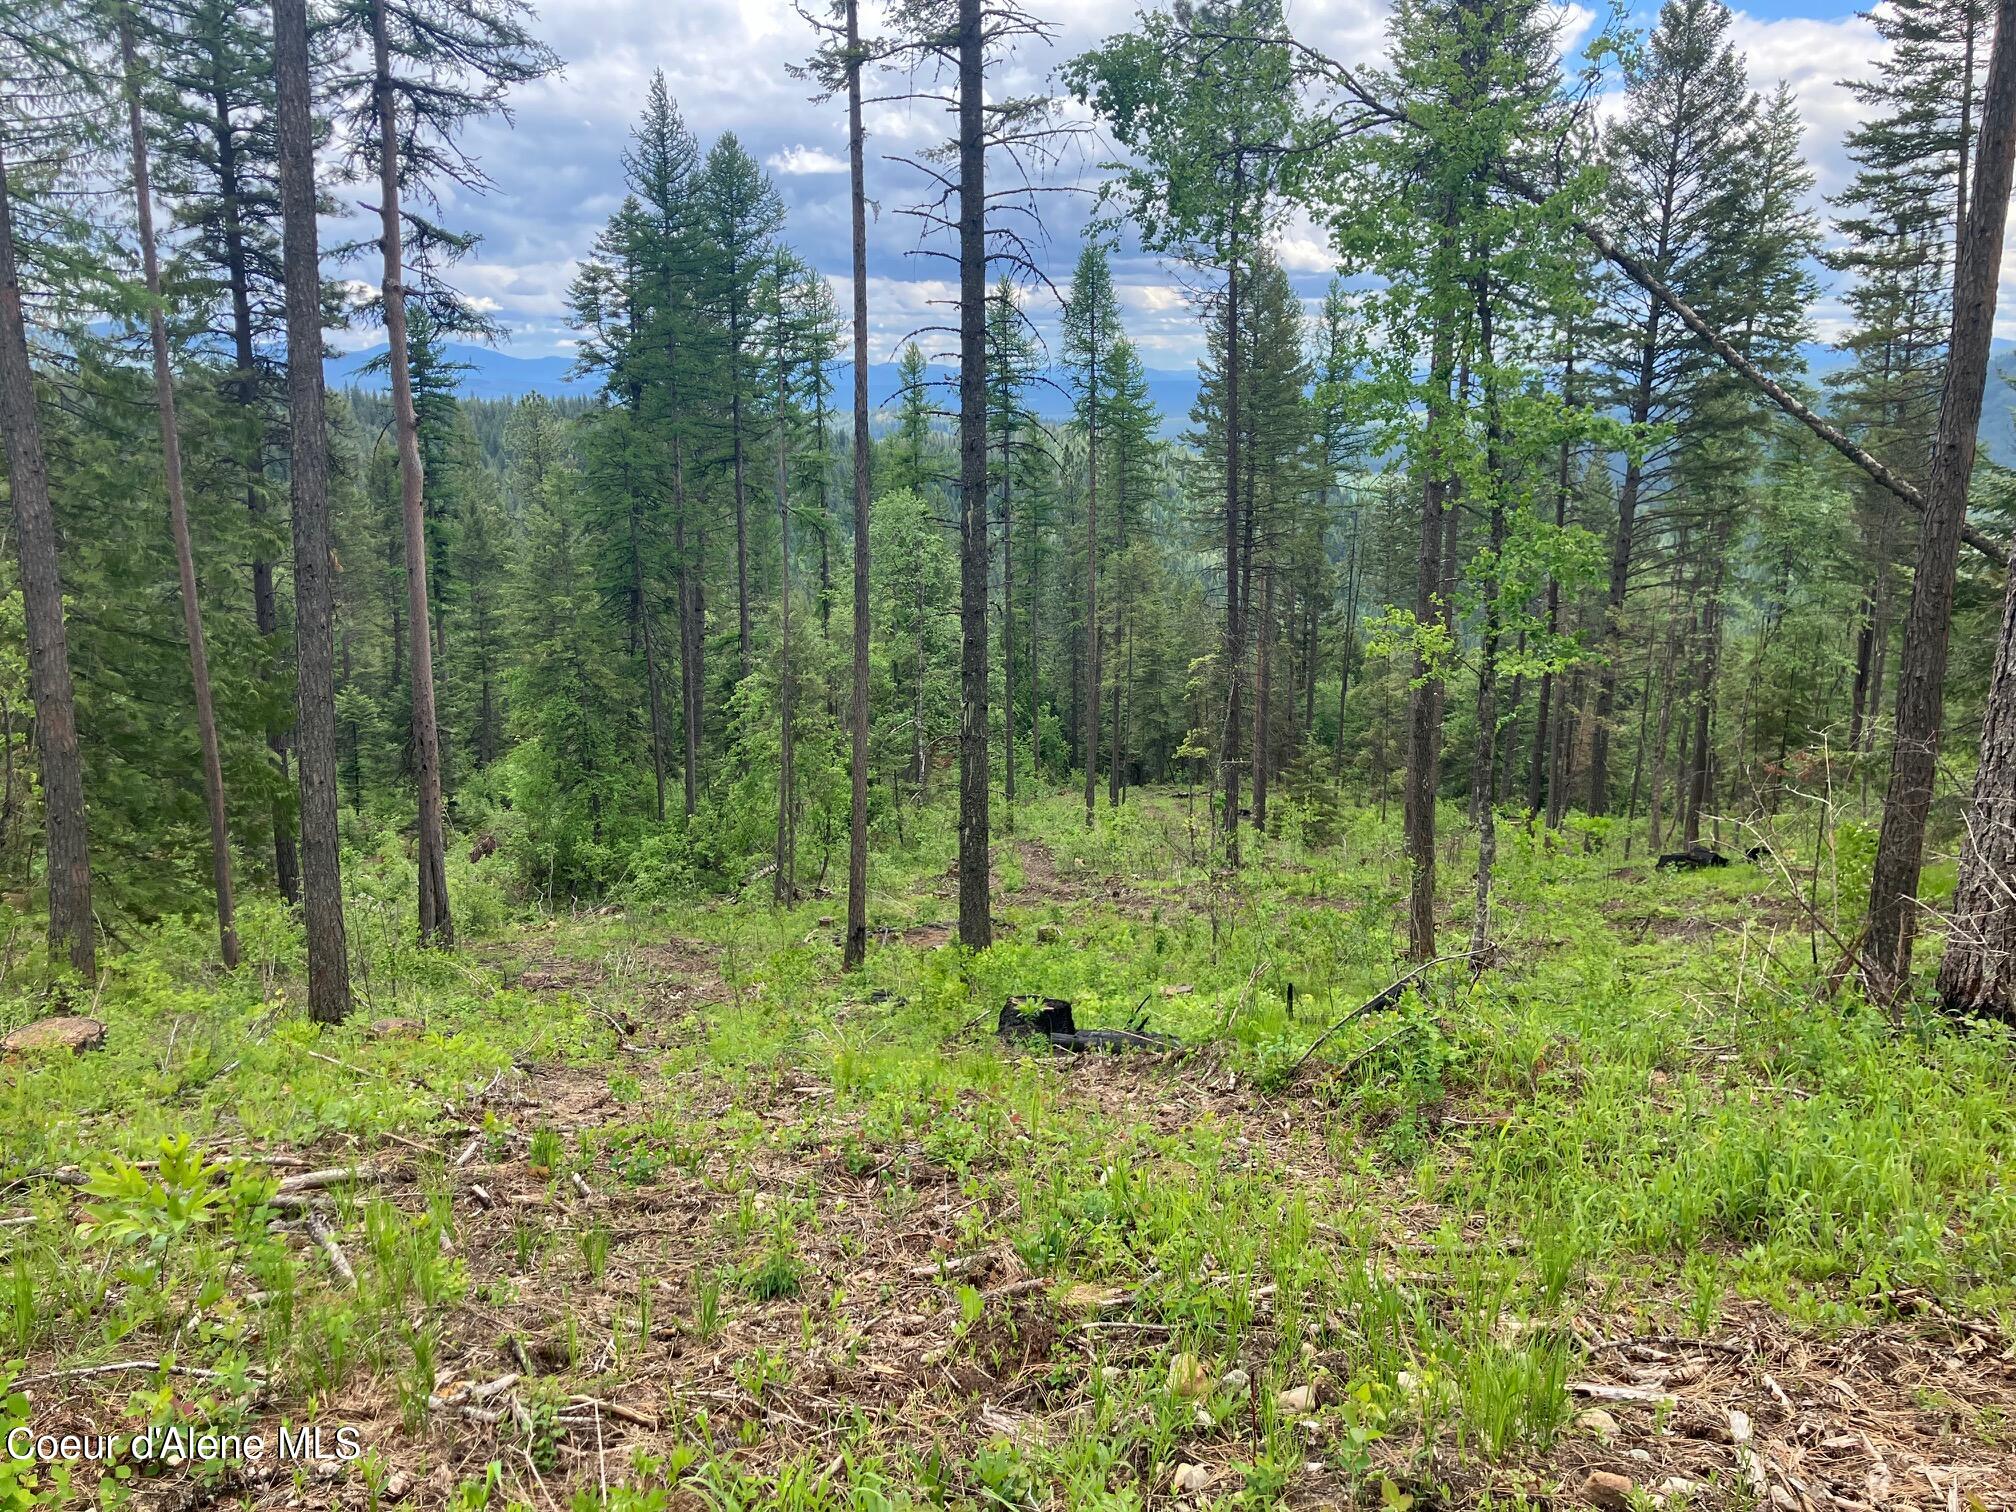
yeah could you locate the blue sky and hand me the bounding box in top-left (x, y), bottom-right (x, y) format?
top-left (328, 0), bottom-right (1920, 372)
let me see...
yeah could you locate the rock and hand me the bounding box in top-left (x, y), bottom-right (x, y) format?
top-left (1192, 1404), bottom-right (1212, 1428)
top-left (1582, 1471), bottom-right (1635, 1510)
top-left (817, 915), bottom-right (835, 928)
top-left (1657, 1478), bottom-right (1705, 1502)
top-left (1219, 1367), bottom-right (1250, 1392)
top-left (1167, 1353), bottom-right (1212, 1398)
top-left (1575, 1407), bottom-right (1621, 1441)
top-left (1170, 1463), bottom-right (1212, 1494)
top-left (2, 1016), bottom-right (105, 1057)
top-left (1275, 1384), bottom-right (1316, 1413)
top-left (368, 1017), bottom-right (422, 1039)
top-left (382, 1470), bottom-right (415, 1502)
top-left (1035, 923), bottom-right (1062, 944)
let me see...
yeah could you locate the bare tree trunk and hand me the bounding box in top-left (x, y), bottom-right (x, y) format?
top-left (370, 0), bottom-right (452, 948)
top-left (0, 147), bottom-right (93, 981)
top-left (120, 10), bottom-right (240, 969)
top-left (273, 0), bottom-right (351, 1019)
top-left (633, 510), bottom-right (667, 822)
top-left (1865, 0), bottom-right (2016, 1002)
top-left (1405, 298), bottom-right (1454, 963)
top-left (1252, 561), bottom-right (1274, 832)
top-left (1001, 423), bottom-right (1016, 816)
top-left (204, 63), bottom-right (298, 903)
top-left (1219, 241), bottom-right (1246, 869)
top-left (841, 0), bottom-right (870, 967)
top-left (1941, 565), bottom-right (2016, 1018)
top-left (954, 0), bottom-right (991, 950)
top-left (1083, 379), bottom-right (1100, 828)
top-left (774, 344), bottom-right (797, 907)
top-left (669, 437), bottom-right (701, 817)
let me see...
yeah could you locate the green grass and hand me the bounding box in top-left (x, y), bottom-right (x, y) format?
top-left (2, 787), bottom-right (2012, 1509)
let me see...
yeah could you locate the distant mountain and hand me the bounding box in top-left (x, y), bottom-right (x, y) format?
top-left (329, 341), bottom-right (1203, 432)
top-left (335, 338), bottom-right (2016, 465)
top-left (327, 342), bottom-right (589, 399)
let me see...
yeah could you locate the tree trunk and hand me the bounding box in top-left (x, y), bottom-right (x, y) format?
top-left (955, 0), bottom-right (991, 949)
top-left (273, 0), bottom-right (351, 1019)
top-left (1001, 422), bottom-right (1016, 816)
top-left (633, 510), bottom-right (667, 822)
top-left (1252, 560), bottom-right (1274, 832)
top-left (673, 438), bottom-right (701, 817)
top-left (121, 10), bottom-right (240, 969)
top-left (773, 337), bottom-right (797, 906)
top-left (0, 145), bottom-right (93, 981)
top-left (1941, 565), bottom-right (2016, 1019)
top-left (842, 0), bottom-right (871, 970)
top-left (370, 0), bottom-right (452, 948)
top-left (1865, 0), bottom-right (2016, 1003)
top-left (1083, 374), bottom-right (1100, 828)
top-left (207, 67), bottom-right (298, 903)
top-left (1405, 295), bottom-right (1454, 963)
top-left (1219, 243), bottom-right (1246, 869)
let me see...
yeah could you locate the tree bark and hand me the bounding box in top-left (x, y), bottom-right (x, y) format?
top-left (1941, 565), bottom-right (2016, 1019)
top-left (370, 0), bottom-right (452, 948)
top-left (1083, 367), bottom-right (1100, 828)
top-left (1405, 293), bottom-right (1454, 963)
top-left (1252, 560), bottom-right (1274, 832)
top-left (1864, 0), bottom-right (2016, 1003)
top-left (0, 145), bottom-right (93, 981)
top-left (633, 509), bottom-right (667, 822)
top-left (842, 0), bottom-right (871, 970)
top-left (1219, 244), bottom-right (1246, 869)
top-left (773, 333), bottom-right (797, 906)
top-left (273, 0), bottom-right (351, 1020)
top-left (120, 9), bottom-right (240, 970)
top-left (205, 63), bottom-right (298, 903)
top-left (1001, 420), bottom-right (1016, 815)
top-left (955, 0), bottom-right (991, 949)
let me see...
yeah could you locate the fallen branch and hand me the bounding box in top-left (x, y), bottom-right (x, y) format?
top-left (306, 1210), bottom-right (355, 1288)
top-left (276, 1165), bottom-right (379, 1194)
top-left (567, 1394), bottom-right (657, 1429)
top-left (1286, 951), bottom-right (1477, 1082)
top-left (1568, 1380), bottom-right (1680, 1407)
top-left (8, 1358), bottom-right (265, 1389)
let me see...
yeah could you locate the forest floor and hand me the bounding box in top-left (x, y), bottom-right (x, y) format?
top-left (4, 789), bottom-right (2015, 1511)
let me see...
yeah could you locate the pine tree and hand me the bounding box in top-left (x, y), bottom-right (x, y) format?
top-left (1069, 0), bottom-right (1304, 869)
top-left (153, 0), bottom-right (300, 900)
top-left (117, 1), bottom-right (240, 967)
top-left (1061, 239), bottom-right (1121, 827)
top-left (0, 1), bottom-right (99, 980)
top-left (272, 0), bottom-right (351, 1019)
top-left (331, 0), bottom-right (557, 946)
top-left (698, 134), bottom-right (785, 683)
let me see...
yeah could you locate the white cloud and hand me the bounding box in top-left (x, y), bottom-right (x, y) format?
top-left (768, 145), bottom-right (849, 174)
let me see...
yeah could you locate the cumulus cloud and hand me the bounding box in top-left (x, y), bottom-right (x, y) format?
top-left (768, 145), bottom-right (849, 174)
top-left (365, 0), bottom-right (2016, 366)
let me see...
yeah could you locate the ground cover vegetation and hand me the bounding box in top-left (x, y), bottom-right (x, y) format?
top-left (4, 0), bottom-right (2016, 1504)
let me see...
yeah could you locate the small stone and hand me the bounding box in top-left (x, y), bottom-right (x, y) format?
top-left (1582, 1471), bottom-right (1635, 1510)
top-left (1219, 1367), bottom-right (1250, 1392)
top-left (1035, 923), bottom-right (1062, 944)
top-left (369, 1016), bottom-right (422, 1039)
top-left (1658, 1478), bottom-right (1705, 1502)
top-left (1575, 1407), bottom-right (1621, 1441)
top-left (1275, 1384), bottom-right (1316, 1413)
top-left (1192, 1404), bottom-right (1212, 1428)
top-left (1170, 1463), bottom-right (1212, 1494)
top-left (1167, 1353), bottom-right (1212, 1398)
top-left (817, 915), bottom-right (834, 928)
top-left (1100, 1366), bottom-right (1121, 1382)
top-left (383, 1471), bottom-right (415, 1502)
top-left (2, 1016), bottom-right (105, 1057)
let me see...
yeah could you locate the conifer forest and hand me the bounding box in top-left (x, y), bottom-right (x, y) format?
top-left (8, 0), bottom-right (2016, 1504)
